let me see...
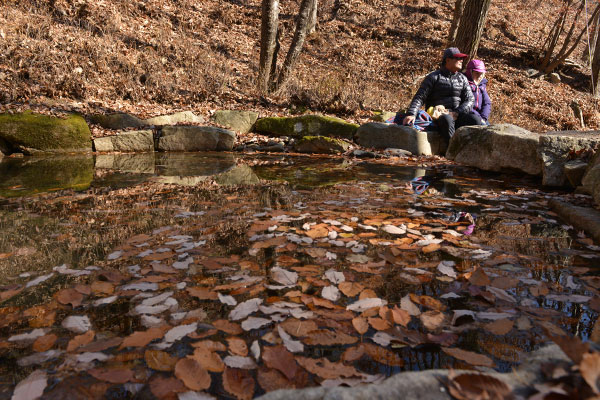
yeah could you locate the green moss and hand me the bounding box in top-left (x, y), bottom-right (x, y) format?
top-left (254, 114), bottom-right (359, 139)
top-left (0, 112), bottom-right (91, 153)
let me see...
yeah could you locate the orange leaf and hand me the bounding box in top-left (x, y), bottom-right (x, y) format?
top-left (67, 330), bottom-right (95, 352)
top-left (391, 306), bottom-right (411, 327)
top-left (144, 349), bottom-right (178, 371)
top-left (442, 347), bottom-right (495, 367)
top-left (352, 317), bottom-right (369, 335)
top-left (223, 367), bottom-right (255, 400)
top-left (174, 357), bottom-right (211, 391)
top-left (88, 368), bottom-right (134, 384)
top-left (33, 334), bottom-right (57, 352)
top-left (227, 337), bottom-right (248, 357)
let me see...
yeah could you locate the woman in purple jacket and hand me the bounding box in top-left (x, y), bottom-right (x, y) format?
top-left (465, 59), bottom-right (491, 124)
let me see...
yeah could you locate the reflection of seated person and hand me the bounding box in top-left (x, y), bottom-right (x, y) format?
top-left (403, 47), bottom-right (482, 140)
top-left (465, 59), bottom-right (491, 125)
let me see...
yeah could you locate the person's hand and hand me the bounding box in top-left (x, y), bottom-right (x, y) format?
top-left (403, 115), bottom-right (415, 125)
top-left (450, 111), bottom-right (458, 120)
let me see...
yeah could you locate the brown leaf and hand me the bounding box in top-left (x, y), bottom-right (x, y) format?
top-left (363, 343), bottom-right (404, 366)
top-left (192, 340), bottom-right (227, 352)
top-left (484, 319), bottom-right (514, 336)
top-left (262, 345), bottom-right (299, 380)
top-left (306, 226), bottom-right (329, 239)
top-left (338, 282), bottom-right (364, 297)
top-left (368, 317), bottom-right (391, 331)
top-left (33, 334), bottom-right (57, 352)
top-left (56, 288), bottom-right (84, 308)
top-left (223, 367), bottom-right (255, 400)
top-left (213, 319), bottom-right (243, 335)
top-left (442, 347), bottom-right (495, 367)
top-left (145, 349), bottom-right (178, 371)
top-left (91, 281), bottom-right (114, 296)
top-left (87, 368), bottom-right (134, 384)
top-left (174, 357), bottom-right (211, 391)
top-left (78, 337), bottom-right (122, 353)
top-left (478, 339), bottom-right (522, 363)
top-left (149, 374), bottom-right (187, 400)
top-left (257, 367), bottom-right (295, 392)
top-left (23, 305), bottom-right (56, 328)
top-left (119, 327), bottom-right (166, 349)
top-left (342, 344), bottom-right (366, 363)
top-left (467, 268), bottom-right (491, 286)
top-left (191, 346), bottom-right (225, 373)
top-left (580, 352), bottom-right (600, 395)
top-left (546, 331), bottom-right (589, 364)
top-left (67, 330), bottom-right (95, 352)
top-left (187, 286), bottom-right (218, 300)
top-left (409, 294), bottom-right (446, 311)
top-left (359, 289), bottom-right (378, 299)
top-left (447, 371), bottom-right (512, 400)
top-left (302, 329), bottom-right (358, 346)
top-left (422, 243), bottom-right (440, 253)
top-left (227, 337), bottom-right (248, 356)
top-left (420, 310), bottom-right (446, 331)
top-left (295, 356), bottom-right (361, 379)
top-left (427, 332), bottom-right (458, 346)
top-left (391, 306), bottom-right (411, 327)
top-left (279, 319), bottom-right (318, 337)
top-left (352, 317), bottom-right (369, 335)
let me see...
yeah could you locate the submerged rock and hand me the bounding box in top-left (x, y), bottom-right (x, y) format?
top-left (549, 199), bottom-right (600, 243)
top-left (581, 151), bottom-right (600, 206)
top-left (354, 122), bottom-right (444, 156)
top-left (538, 131), bottom-right (600, 187)
top-left (0, 112), bottom-right (91, 154)
top-left (294, 136), bottom-right (351, 154)
top-left (211, 110), bottom-right (259, 134)
top-left (446, 124), bottom-right (541, 176)
top-left (157, 126), bottom-right (235, 151)
top-left (254, 115), bottom-right (358, 139)
top-left (93, 130), bottom-right (154, 152)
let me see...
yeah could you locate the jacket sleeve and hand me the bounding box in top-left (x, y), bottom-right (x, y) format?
top-left (406, 72), bottom-right (437, 116)
top-left (480, 86), bottom-right (491, 121)
top-left (456, 75), bottom-right (474, 114)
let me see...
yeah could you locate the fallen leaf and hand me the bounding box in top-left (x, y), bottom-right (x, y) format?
top-left (322, 286), bottom-right (341, 302)
top-left (149, 374), bottom-right (187, 399)
top-left (262, 345), bottom-right (299, 380)
top-left (338, 282), bottom-right (364, 297)
top-left (227, 337), bottom-right (248, 356)
top-left (87, 368), bottom-right (134, 384)
top-left (224, 356), bottom-right (258, 369)
top-left (363, 343), bottom-right (404, 366)
top-left (271, 267), bottom-right (298, 286)
top-left (279, 319), bottom-right (318, 337)
top-left (119, 327), bottom-right (166, 349)
top-left (223, 367), bottom-right (255, 400)
top-left (67, 330), bottom-right (95, 352)
top-left (391, 306), bottom-right (411, 327)
top-left (11, 370), bottom-right (47, 400)
top-left (400, 295), bottom-right (421, 316)
top-left (467, 268), bottom-right (491, 286)
top-left (278, 326), bottom-right (304, 353)
top-left (213, 319), bottom-right (243, 335)
top-left (191, 347), bottom-right (225, 372)
top-left (484, 319), bottom-right (514, 336)
top-left (447, 371), bottom-right (512, 400)
top-left (352, 317), bottom-right (369, 335)
top-left (420, 311), bottom-right (446, 331)
top-left (55, 288), bottom-right (84, 308)
top-left (187, 286), bottom-right (218, 300)
top-left (61, 315), bottom-right (92, 333)
top-left (218, 292), bottom-right (238, 306)
top-left (442, 347), bottom-right (495, 368)
top-left (91, 281), bottom-right (114, 296)
top-left (580, 352), bottom-right (600, 394)
top-left (409, 294), bottom-right (446, 311)
top-left (295, 356), bottom-right (361, 379)
top-left (241, 317), bottom-right (272, 331)
top-left (257, 367), bottom-right (295, 392)
top-left (359, 289), bottom-right (378, 299)
top-left (229, 298), bottom-right (263, 321)
top-left (347, 298), bottom-right (387, 312)
top-left (368, 317), bottom-right (391, 331)
top-left (33, 334), bottom-right (58, 352)
top-left (145, 349), bottom-right (178, 371)
top-left (302, 330), bottom-right (358, 346)
top-left (174, 357), bottom-right (211, 391)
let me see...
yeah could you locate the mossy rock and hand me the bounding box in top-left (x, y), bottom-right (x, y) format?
top-left (0, 112), bottom-right (92, 154)
top-left (254, 115), bottom-right (359, 139)
top-left (371, 111), bottom-right (397, 123)
top-left (0, 155), bottom-right (93, 197)
top-left (294, 136), bottom-right (351, 154)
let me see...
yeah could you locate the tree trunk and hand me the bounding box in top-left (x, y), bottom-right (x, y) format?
top-left (448, 0), bottom-right (466, 45)
top-left (453, 0), bottom-right (492, 59)
top-left (307, 0), bottom-right (318, 34)
top-left (273, 0), bottom-right (315, 92)
top-left (592, 19), bottom-right (600, 96)
top-left (257, 0), bottom-right (280, 93)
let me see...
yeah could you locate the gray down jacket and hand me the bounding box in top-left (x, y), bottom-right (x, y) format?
top-left (406, 67), bottom-right (474, 117)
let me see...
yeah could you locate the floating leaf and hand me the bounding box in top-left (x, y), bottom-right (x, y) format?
top-left (119, 327), bottom-right (165, 349)
top-left (174, 357), bottom-right (211, 391)
top-left (352, 317), bottom-right (369, 335)
top-left (262, 345), bottom-right (299, 380)
top-left (338, 282), bottom-right (364, 297)
top-left (447, 371), bottom-right (512, 400)
top-left (145, 349), bottom-right (178, 371)
top-left (279, 319), bottom-right (318, 337)
top-left (277, 326), bottom-right (304, 353)
top-left (302, 330), bottom-right (358, 346)
top-left (223, 367), bottom-right (255, 400)
top-left (484, 319), bottom-right (514, 336)
top-left (227, 337), bottom-right (248, 356)
top-left (391, 306), bottom-right (411, 327)
top-left (224, 356), bottom-right (257, 369)
top-left (442, 347), bottom-right (495, 367)
top-left (67, 330), bottom-right (95, 352)
top-left (295, 356), bottom-right (361, 379)
top-left (580, 352), bottom-right (600, 394)
top-left (241, 317), bottom-right (271, 331)
top-left (321, 286), bottom-right (340, 302)
top-left (61, 315), bottom-right (92, 333)
top-left (420, 310), bottom-right (446, 331)
top-left (191, 347), bottom-right (225, 373)
top-left (363, 343), bottom-right (404, 367)
top-left (229, 298), bottom-right (263, 321)
top-left (271, 267), bottom-right (298, 286)
top-left (88, 368), bottom-right (134, 384)
top-left (11, 370), bottom-right (47, 400)
top-left (347, 298), bottom-right (387, 312)
top-left (56, 288), bottom-right (84, 308)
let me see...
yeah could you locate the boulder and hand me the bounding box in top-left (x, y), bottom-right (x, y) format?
top-left (254, 115), bottom-right (358, 139)
top-left (538, 131), bottom-right (600, 187)
top-left (563, 160), bottom-right (589, 188)
top-left (144, 111), bottom-right (204, 126)
top-left (211, 110), bottom-right (259, 134)
top-left (294, 136), bottom-right (351, 154)
top-left (446, 124), bottom-right (541, 176)
top-left (0, 112), bottom-right (92, 154)
top-left (157, 126), bottom-right (235, 152)
top-left (581, 150), bottom-right (600, 205)
top-left (354, 122), bottom-right (445, 156)
top-left (370, 111), bottom-right (397, 123)
top-left (155, 153), bottom-right (236, 176)
top-left (89, 113), bottom-right (145, 130)
top-left (95, 153), bottom-right (156, 174)
top-left (93, 130), bottom-right (154, 152)
top-left (549, 199), bottom-right (600, 242)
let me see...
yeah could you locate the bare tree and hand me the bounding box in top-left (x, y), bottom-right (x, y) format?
top-left (453, 0), bottom-right (492, 58)
top-left (448, 0), bottom-right (466, 45)
top-left (592, 20), bottom-right (600, 96)
top-left (257, 0), bottom-right (317, 94)
top-left (537, 0), bottom-right (600, 74)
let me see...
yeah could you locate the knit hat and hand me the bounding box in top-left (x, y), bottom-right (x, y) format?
top-left (466, 59), bottom-right (486, 72)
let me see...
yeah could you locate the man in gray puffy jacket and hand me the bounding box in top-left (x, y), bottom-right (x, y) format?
top-left (403, 47), bottom-right (482, 140)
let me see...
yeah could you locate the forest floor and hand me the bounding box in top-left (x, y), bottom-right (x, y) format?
top-left (1, 0), bottom-right (600, 135)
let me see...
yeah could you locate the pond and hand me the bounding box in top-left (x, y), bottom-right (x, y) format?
top-left (0, 152), bottom-right (598, 399)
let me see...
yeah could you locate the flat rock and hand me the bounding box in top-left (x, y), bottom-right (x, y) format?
top-left (294, 136), bottom-right (351, 154)
top-left (582, 150), bottom-right (600, 205)
top-left (157, 126), bottom-right (235, 151)
top-left (354, 122), bottom-right (444, 155)
top-left (446, 124), bottom-right (541, 176)
top-left (144, 111), bottom-right (204, 126)
top-left (370, 111), bottom-right (396, 122)
top-left (564, 160), bottom-right (588, 188)
top-left (538, 131), bottom-right (600, 187)
top-left (211, 110), bottom-right (259, 134)
top-left (0, 112), bottom-right (91, 154)
top-left (93, 130), bottom-right (154, 152)
top-left (254, 115), bottom-right (358, 139)
top-left (95, 153), bottom-right (156, 173)
top-left (90, 113), bottom-right (145, 130)
top-left (549, 199), bottom-right (600, 243)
